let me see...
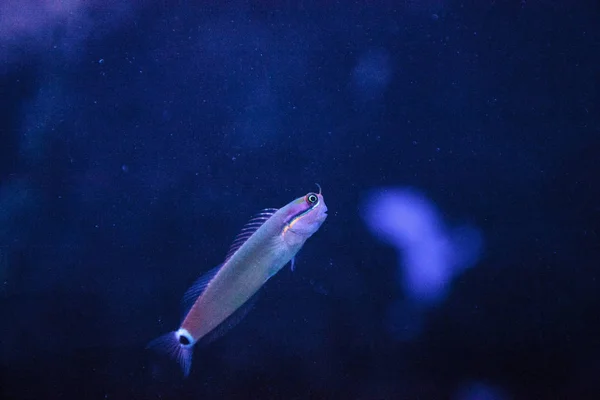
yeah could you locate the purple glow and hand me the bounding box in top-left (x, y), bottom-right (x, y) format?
top-left (362, 187), bottom-right (483, 303)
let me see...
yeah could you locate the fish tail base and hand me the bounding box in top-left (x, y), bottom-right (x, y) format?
top-left (146, 329), bottom-right (194, 378)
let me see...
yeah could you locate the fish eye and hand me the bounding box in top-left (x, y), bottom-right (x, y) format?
top-left (306, 193), bottom-right (318, 204)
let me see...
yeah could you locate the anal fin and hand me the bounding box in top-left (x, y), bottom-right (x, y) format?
top-left (199, 292), bottom-right (260, 346)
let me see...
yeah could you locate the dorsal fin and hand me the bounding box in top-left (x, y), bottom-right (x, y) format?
top-left (181, 264), bottom-right (222, 320)
top-left (224, 208), bottom-right (278, 261)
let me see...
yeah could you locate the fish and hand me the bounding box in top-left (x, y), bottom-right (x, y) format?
top-left (147, 185), bottom-right (328, 377)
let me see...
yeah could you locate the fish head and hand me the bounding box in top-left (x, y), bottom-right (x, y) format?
top-left (281, 186), bottom-right (328, 241)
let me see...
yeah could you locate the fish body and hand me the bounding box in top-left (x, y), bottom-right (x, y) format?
top-left (147, 187), bottom-right (328, 377)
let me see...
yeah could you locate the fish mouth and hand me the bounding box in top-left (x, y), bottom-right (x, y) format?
top-left (317, 210), bottom-right (328, 222)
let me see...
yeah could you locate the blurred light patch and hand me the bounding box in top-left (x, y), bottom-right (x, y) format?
top-left (18, 80), bottom-right (69, 164)
top-left (453, 381), bottom-right (509, 400)
top-left (0, 0), bottom-right (83, 41)
top-left (351, 48), bottom-right (392, 101)
top-left (0, 0), bottom-right (132, 64)
top-left (361, 187), bottom-right (483, 304)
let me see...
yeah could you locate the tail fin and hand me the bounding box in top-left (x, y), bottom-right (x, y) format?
top-left (146, 330), bottom-right (194, 378)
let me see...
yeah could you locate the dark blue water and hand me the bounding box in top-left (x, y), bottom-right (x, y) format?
top-left (1, 1), bottom-right (599, 399)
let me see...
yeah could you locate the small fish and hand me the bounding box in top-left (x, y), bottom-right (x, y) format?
top-left (147, 185), bottom-right (328, 377)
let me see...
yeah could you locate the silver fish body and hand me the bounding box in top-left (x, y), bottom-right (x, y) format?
top-left (147, 188), bottom-right (328, 377)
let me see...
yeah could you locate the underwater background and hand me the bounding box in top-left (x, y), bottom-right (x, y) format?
top-left (1, 1), bottom-right (599, 399)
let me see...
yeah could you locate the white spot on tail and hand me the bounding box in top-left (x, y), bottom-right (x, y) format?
top-left (176, 328), bottom-right (194, 347)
